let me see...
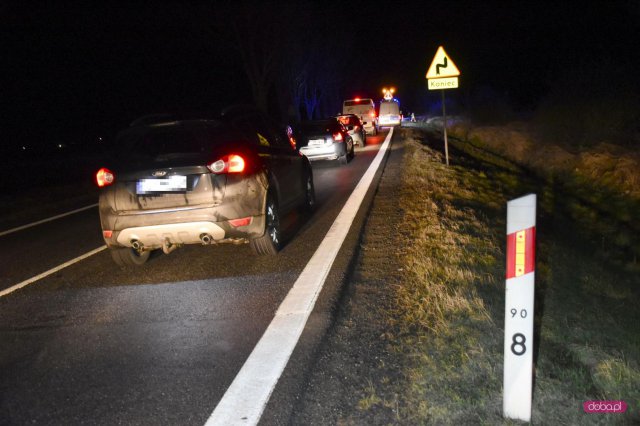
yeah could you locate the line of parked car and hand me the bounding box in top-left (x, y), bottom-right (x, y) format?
top-left (94, 105), bottom-right (372, 266)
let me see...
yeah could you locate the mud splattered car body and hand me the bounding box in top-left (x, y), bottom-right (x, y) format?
top-left (96, 107), bottom-right (315, 266)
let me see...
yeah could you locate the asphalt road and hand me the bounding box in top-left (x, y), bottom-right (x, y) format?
top-left (0, 130), bottom-right (392, 425)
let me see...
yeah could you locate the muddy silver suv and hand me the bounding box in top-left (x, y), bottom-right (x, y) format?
top-left (95, 107), bottom-right (315, 266)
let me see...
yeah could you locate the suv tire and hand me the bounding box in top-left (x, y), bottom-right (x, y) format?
top-left (250, 192), bottom-right (281, 255)
top-left (110, 247), bottom-right (150, 266)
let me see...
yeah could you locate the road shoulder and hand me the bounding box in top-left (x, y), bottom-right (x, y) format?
top-left (289, 130), bottom-right (407, 424)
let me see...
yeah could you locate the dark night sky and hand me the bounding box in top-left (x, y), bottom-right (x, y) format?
top-left (2, 1), bottom-right (639, 150)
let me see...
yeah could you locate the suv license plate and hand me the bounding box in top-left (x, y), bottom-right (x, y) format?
top-left (137, 176), bottom-right (187, 193)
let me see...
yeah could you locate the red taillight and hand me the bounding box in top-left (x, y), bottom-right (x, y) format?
top-left (228, 155), bottom-right (245, 173)
top-left (229, 217), bottom-right (252, 227)
top-left (96, 167), bottom-right (114, 187)
top-left (208, 154), bottom-right (246, 174)
top-left (103, 230), bottom-right (113, 238)
top-left (333, 132), bottom-right (343, 141)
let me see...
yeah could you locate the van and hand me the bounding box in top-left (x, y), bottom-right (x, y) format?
top-left (342, 98), bottom-right (377, 135)
top-left (378, 99), bottom-right (401, 127)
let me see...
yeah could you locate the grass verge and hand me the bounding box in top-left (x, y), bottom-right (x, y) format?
top-left (361, 128), bottom-right (639, 424)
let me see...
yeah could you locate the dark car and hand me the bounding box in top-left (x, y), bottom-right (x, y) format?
top-left (337, 114), bottom-right (366, 146)
top-left (295, 118), bottom-right (355, 165)
top-left (95, 107), bottom-right (315, 266)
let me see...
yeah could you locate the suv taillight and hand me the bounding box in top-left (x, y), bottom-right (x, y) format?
top-left (332, 132), bottom-right (343, 141)
top-left (96, 167), bottom-right (115, 187)
top-left (208, 154), bottom-right (246, 174)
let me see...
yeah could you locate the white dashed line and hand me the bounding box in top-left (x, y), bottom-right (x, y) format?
top-left (0, 204), bottom-right (99, 237)
top-left (0, 246), bottom-right (107, 298)
top-left (205, 128), bottom-right (394, 425)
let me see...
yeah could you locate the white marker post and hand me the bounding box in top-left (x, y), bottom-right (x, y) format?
top-left (503, 194), bottom-right (536, 422)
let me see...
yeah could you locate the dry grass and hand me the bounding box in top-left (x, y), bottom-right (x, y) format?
top-left (379, 128), bottom-right (639, 424)
top-left (447, 120), bottom-right (640, 267)
top-left (385, 129), bottom-right (507, 423)
top-left (449, 121), bottom-right (640, 201)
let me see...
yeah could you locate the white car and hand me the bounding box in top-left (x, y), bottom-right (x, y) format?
top-left (296, 118), bottom-right (355, 165)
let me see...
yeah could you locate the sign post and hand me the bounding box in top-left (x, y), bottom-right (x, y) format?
top-left (441, 90), bottom-right (449, 167)
top-left (426, 46), bottom-right (460, 166)
top-left (503, 194), bottom-right (537, 422)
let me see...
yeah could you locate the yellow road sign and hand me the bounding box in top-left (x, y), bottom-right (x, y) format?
top-left (426, 46), bottom-right (460, 79)
top-left (428, 77), bottom-right (459, 90)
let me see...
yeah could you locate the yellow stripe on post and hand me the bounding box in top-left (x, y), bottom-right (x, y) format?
top-left (515, 230), bottom-right (526, 277)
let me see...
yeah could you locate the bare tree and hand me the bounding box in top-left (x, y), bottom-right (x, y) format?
top-left (291, 5), bottom-right (351, 119)
top-left (210, 1), bottom-right (293, 113)
top-left (205, 1), bottom-right (352, 120)
top-left (280, 54), bottom-right (309, 122)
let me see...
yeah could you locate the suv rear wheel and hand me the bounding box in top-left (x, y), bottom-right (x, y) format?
top-left (110, 247), bottom-right (150, 266)
top-left (250, 192), bottom-right (281, 255)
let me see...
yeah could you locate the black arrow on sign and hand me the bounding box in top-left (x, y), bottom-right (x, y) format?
top-left (436, 56), bottom-right (448, 75)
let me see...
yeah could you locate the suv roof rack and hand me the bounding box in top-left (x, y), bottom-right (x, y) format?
top-left (129, 114), bottom-right (176, 127)
top-left (220, 104), bottom-right (262, 118)
top-left (129, 111), bottom-right (226, 127)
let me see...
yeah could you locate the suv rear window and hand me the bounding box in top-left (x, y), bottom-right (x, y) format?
top-left (121, 129), bottom-right (203, 157)
top-left (116, 122), bottom-right (225, 159)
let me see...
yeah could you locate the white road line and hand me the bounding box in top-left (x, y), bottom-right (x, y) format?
top-left (205, 128), bottom-right (394, 426)
top-left (0, 246), bottom-right (107, 298)
top-left (0, 204), bottom-right (99, 237)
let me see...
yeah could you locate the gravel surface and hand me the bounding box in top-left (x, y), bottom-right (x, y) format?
top-left (289, 132), bottom-right (408, 425)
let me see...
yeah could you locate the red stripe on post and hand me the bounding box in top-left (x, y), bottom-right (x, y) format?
top-left (524, 227), bottom-right (536, 275)
top-left (506, 227), bottom-right (536, 279)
